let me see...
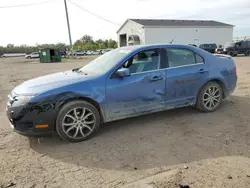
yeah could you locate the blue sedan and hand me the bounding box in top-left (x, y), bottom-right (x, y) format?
top-left (6, 44), bottom-right (237, 142)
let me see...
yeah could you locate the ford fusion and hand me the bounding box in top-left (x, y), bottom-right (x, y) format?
top-left (6, 44), bottom-right (237, 142)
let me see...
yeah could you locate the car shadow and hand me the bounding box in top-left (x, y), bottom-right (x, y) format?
top-left (29, 95), bottom-right (250, 170)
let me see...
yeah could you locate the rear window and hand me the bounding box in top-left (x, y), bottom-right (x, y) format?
top-left (195, 54), bottom-right (204, 63)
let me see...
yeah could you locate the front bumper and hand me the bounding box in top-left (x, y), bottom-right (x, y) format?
top-left (6, 102), bottom-right (57, 136)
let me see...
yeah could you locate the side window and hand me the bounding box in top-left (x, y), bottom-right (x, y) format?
top-left (123, 49), bottom-right (160, 74)
top-left (235, 43), bottom-right (241, 48)
top-left (195, 53), bottom-right (204, 63)
top-left (167, 48), bottom-right (196, 68)
top-left (241, 42), bottom-right (247, 48)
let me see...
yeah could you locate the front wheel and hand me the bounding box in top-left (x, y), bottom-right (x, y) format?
top-left (196, 82), bottom-right (223, 112)
top-left (56, 100), bottom-right (100, 142)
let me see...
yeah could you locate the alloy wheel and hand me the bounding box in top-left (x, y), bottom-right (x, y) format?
top-left (62, 107), bottom-right (96, 139)
top-left (202, 85), bottom-right (221, 110)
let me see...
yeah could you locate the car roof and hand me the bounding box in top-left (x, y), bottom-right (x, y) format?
top-left (120, 44), bottom-right (202, 52)
top-left (118, 44), bottom-right (212, 58)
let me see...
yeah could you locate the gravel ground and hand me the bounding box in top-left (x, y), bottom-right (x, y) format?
top-left (0, 56), bottom-right (250, 188)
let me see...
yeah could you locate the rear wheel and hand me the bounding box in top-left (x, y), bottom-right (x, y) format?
top-left (196, 82), bottom-right (223, 112)
top-left (228, 51), bottom-right (233, 56)
top-left (245, 51), bottom-right (250, 56)
top-left (56, 100), bottom-right (100, 142)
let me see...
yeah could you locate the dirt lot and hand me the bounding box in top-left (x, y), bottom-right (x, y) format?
top-left (0, 56), bottom-right (250, 188)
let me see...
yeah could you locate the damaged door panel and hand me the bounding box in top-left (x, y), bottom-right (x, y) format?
top-left (106, 48), bottom-right (166, 120)
top-left (106, 70), bottom-right (166, 120)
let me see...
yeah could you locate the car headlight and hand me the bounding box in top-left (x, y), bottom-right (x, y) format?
top-left (11, 95), bottom-right (35, 107)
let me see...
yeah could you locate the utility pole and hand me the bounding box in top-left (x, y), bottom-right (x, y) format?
top-left (64, 0), bottom-right (73, 56)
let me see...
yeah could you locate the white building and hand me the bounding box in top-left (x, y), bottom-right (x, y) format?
top-left (117, 19), bottom-right (234, 47)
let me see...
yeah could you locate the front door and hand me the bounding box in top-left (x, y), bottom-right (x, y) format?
top-left (165, 48), bottom-right (208, 108)
top-left (106, 49), bottom-right (166, 120)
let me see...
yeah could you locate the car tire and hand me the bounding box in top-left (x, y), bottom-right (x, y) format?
top-left (245, 51), bottom-right (250, 56)
top-left (196, 82), bottom-right (223, 112)
top-left (228, 51), bottom-right (233, 56)
top-left (56, 100), bottom-right (101, 142)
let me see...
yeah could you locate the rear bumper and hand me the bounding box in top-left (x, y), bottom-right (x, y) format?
top-left (216, 51), bottom-right (228, 54)
top-left (224, 76), bottom-right (237, 98)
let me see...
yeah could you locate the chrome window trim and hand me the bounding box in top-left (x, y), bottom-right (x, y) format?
top-left (166, 62), bottom-right (204, 70)
top-left (130, 68), bottom-right (166, 76)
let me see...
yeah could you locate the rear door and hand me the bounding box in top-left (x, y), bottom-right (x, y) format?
top-left (165, 48), bottom-right (209, 108)
top-left (240, 41), bottom-right (248, 54)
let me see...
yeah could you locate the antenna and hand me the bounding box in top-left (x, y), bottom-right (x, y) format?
top-left (170, 36), bottom-right (176, 44)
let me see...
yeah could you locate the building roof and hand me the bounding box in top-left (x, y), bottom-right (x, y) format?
top-left (130, 19), bottom-right (233, 27)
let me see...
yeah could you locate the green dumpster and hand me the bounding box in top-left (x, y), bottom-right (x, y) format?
top-left (39, 48), bottom-right (61, 63)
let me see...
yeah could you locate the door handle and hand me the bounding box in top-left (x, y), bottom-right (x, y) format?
top-left (150, 75), bottom-right (163, 81)
top-left (198, 69), bottom-right (206, 74)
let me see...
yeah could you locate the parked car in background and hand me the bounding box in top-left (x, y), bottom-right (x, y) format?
top-left (73, 50), bottom-right (86, 56)
top-left (199, 44), bottom-right (217, 53)
top-left (101, 48), bottom-right (113, 54)
top-left (92, 50), bottom-right (100, 55)
top-left (25, 52), bottom-right (40, 59)
top-left (215, 40), bottom-right (250, 56)
top-left (86, 50), bottom-right (93, 55)
top-left (59, 51), bottom-right (66, 56)
top-left (189, 44), bottom-right (197, 47)
top-left (6, 44), bottom-right (237, 142)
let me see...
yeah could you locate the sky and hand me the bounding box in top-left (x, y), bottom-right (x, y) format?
top-left (0, 0), bottom-right (249, 46)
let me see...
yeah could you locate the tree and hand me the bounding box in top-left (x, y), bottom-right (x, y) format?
top-left (80, 35), bottom-right (93, 43)
top-left (104, 40), bottom-right (108, 48)
top-left (96, 39), bottom-right (104, 44)
top-left (0, 35), bottom-right (118, 53)
top-left (7, 44), bottom-right (14, 48)
top-left (56, 43), bottom-right (67, 50)
top-left (108, 39), bottom-right (116, 48)
top-left (98, 43), bottom-right (105, 49)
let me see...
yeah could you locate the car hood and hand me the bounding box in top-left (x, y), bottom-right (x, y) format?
top-left (13, 70), bottom-right (97, 95)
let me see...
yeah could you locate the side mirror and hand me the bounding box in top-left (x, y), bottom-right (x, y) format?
top-left (116, 68), bottom-right (130, 77)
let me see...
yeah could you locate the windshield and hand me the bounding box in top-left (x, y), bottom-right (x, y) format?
top-left (224, 42), bottom-right (236, 48)
top-left (79, 48), bottom-right (131, 74)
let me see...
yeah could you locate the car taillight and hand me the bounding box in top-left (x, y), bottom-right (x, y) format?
top-left (234, 66), bottom-right (237, 73)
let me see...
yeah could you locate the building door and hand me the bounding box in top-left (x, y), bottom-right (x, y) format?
top-left (119, 34), bottom-right (127, 47)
